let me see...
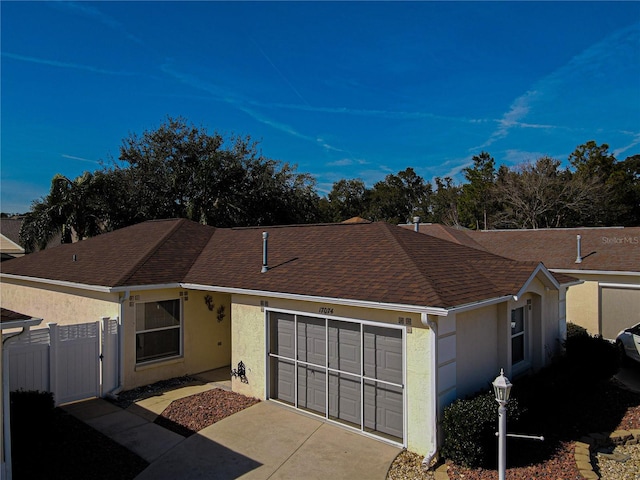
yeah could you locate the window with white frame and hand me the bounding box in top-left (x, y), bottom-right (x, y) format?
top-left (136, 299), bottom-right (181, 363)
top-left (511, 306), bottom-right (526, 365)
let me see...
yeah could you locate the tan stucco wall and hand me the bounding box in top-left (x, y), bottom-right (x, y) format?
top-left (566, 278), bottom-right (599, 334)
top-left (0, 234), bottom-right (24, 255)
top-left (543, 288), bottom-right (561, 360)
top-left (455, 304), bottom-right (499, 399)
top-left (565, 273), bottom-right (640, 337)
top-left (124, 289), bottom-right (231, 388)
top-left (0, 278), bottom-right (119, 327)
top-left (406, 325), bottom-right (435, 456)
top-left (453, 278), bottom-right (563, 399)
top-left (228, 294), bottom-right (435, 455)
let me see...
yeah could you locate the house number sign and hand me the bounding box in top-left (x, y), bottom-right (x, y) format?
top-left (319, 307), bottom-right (334, 315)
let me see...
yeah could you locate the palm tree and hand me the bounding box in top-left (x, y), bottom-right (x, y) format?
top-left (19, 172), bottom-right (105, 252)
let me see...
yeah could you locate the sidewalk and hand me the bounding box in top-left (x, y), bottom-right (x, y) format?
top-left (61, 368), bottom-right (400, 480)
top-left (62, 368), bottom-right (231, 464)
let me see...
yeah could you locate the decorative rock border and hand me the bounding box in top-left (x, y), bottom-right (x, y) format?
top-left (576, 429), bottom-right (640, 479)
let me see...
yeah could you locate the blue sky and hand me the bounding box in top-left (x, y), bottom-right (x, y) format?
top-left (2, 1), bottom-right (639, 214)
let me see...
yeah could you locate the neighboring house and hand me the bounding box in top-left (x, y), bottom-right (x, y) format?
top-left (1, 308), bottom-right (42, 480)
top-left (0, 217), bottom-right (62, 261)
top-left (0, 218), bottom-right (576, 458)
top-left (0, 219), bottom-right (25, 261)
top-left (409, 223), bottom-right (640, 340)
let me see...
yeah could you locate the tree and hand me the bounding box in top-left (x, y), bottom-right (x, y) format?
top-left (612, 154), bottom-right (640, 226)
top-left (459, 152), bottom-right (497, 230)
top-left (19, 172), bottom-right (105, 252)
top-left (430, 176), bottom-right (461, 226)
top-left (569, 141), bottom-right (616, 179)
top-left (324, 179), bottom-right (369, 222)
top-left (115, 117), bottom-right (321, 227)
top-left (494, 157), bottom-right (605, 229)
top-left (566, 141), bottom-right (640, 226)
top-left (366, 168), bottom-right (432, 224)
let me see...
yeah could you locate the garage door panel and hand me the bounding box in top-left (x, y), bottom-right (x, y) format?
top-left (270, 313), bottom-right (295, 358)
top-left (364, 380), bottom-right (403, 441)
top-left (329, 320), bottom-right (360, 374)
top-left (329, 372), bottom-right (361, 427)
top-left (601, 287), bottom-right (640, 339)
top-left (364, 326), bottom-right (402, 384)
top-left (297, 365), bottom-right (325, 414)
top-left (298, 316), bottom-right (326, 366)
top-left (270, 358), bottom-right (295, 405)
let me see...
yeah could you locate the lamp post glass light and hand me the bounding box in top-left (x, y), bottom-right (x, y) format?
top-left (493, 369), bottom-right (512, 480)
top-left (493, 368), bottom-right (512, 404)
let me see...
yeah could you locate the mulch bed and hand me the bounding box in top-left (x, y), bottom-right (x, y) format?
top-left (389, 376), bottom-right (640, 480)
top-left (109, 375), bottom-right (198, 409)
top-left (154, 388), bottom-right (261, 437)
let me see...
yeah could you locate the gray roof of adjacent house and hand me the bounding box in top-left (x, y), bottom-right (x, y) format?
top-left (1, 219), bottom-right (573, 310)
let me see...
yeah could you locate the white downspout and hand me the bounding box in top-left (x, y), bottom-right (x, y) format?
top-left (421, 312), bottom-right (439, 468)
top-left (106, 290), bottom-right (128, 399)
top-left (3, 325), bottom-right (36, 480)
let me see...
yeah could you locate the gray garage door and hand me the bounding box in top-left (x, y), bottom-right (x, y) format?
top-left (601, 286), bottom-right (640, 339)
top-left (268, 311), bottom-right (404, 444)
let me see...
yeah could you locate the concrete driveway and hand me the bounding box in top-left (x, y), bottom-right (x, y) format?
top-left (64, 394), bottom-right (401, 480)
top-left (616, 363), bottom-right (640, 393)
top-left (133, 401), bottom-right (400, 480)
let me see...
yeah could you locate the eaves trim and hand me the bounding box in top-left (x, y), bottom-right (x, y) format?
top-left (516, 263), bottom-right (561, 299)
top-left (446, 295), bottom-right (515, 314)
top-left (550, 269), bottom-right (640, 277)
top-left (1, 273), bottom-right (181, 294)
top-left (1, 317), bottom-right (43, 331)
top-left (1, 273), bottom-right (114, 293)
top-left (180, 282), bottom-right (449, 316)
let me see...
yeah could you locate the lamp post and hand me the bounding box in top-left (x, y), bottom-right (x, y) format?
top-left (493, 369), bottom-right (512, 480)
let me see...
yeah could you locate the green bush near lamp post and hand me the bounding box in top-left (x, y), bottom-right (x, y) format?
top-left (440, 390), bottom-right (524, 468)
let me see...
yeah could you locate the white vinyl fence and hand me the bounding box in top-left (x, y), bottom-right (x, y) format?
top-left (3, 317), bottom-right (120, 406)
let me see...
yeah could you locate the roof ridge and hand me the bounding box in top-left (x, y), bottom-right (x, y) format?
top-left (379, 223), bottom-right (447, 306)
top-left (116, 218), bottom-right (187, 286)
top-left (232, 222), bottom-right (371, 231)
top-left (180, 224), bottom-right (218, 280)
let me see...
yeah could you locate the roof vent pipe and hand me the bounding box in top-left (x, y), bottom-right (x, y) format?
top-left (261, 232), bottom-right (269, 273)
top-left (413, 216), bottom-right (420, 232)
top-left (575, 235), bottom-right (582, 264)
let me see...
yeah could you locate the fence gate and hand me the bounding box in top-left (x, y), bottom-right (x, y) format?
top-left (49, 321), bottom-right (101, 405)
top-left (5, 318), bottom-right (119, 406)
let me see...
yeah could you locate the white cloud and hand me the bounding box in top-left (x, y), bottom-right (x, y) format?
top-left (613, 132), bottom-right (640, 158)
top-left (2, 52), bottom-right (136, 76)
top-left (61, 154), bottom-right (101, 165)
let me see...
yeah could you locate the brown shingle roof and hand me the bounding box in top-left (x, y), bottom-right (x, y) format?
top-left (1, 219), bottom-right (216, 288)
top-left (0, 218), bottom-right (23, 244)
top-left (462, 227), bottom-right (640, 272)
top-left (187, 222), bottom-right (547, 308)
top-left (2, 219), bottom-right (559, 309)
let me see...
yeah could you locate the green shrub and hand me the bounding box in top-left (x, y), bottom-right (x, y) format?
top-left (564, 331), bottom-right (619, 382)
top-left (566, 322), bottom-right (588, 339)
top-left (440, 391), bottom-right (523, 468)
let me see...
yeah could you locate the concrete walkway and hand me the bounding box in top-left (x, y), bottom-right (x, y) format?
top-left (62, 369), bottom-right (400, 480)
